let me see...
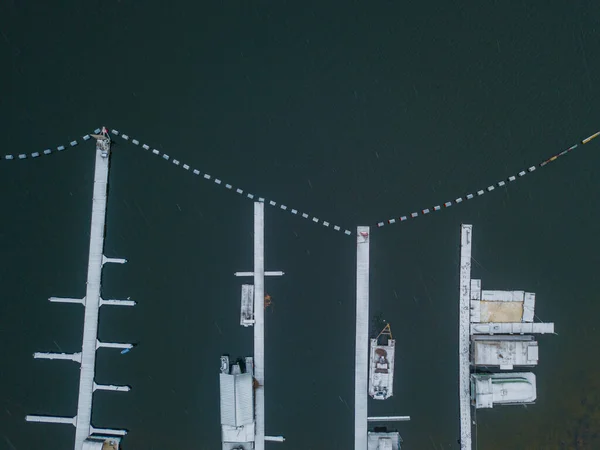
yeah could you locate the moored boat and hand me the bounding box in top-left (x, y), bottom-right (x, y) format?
top-left (369, 324), bottom-right (395, 400)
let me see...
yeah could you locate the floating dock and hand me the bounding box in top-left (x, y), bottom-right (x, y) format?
top-left (219, 356), bottom-right (256, 449)
top-left (458, 225), bottom-right (473, 450)
top-left (232, 202), bottom-right (285, 448)
top-left (253, 202), bottom-right (266, 450)
top-left (355, 227), bottom-right (370, 449)
top-left (26, 128), bottom-right (133, 450)
top-left (469, 282), bottom-right (554, 335)
top-left (354, 227), bottom-right (409, 450)
top-left (458, 224), bottom-right (555, 450)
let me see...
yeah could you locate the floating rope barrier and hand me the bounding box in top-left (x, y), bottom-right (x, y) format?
top-left (6, 125), bottom-right (597, 236)
top-left (375, 130), bottom-right (600, 228)
top-left (110, 129), bottom-right (353, 236)
top-left (0, 129), bottom-right (106, 161)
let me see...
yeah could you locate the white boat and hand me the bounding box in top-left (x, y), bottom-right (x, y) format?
top-left (471, 335), bottom-right (539, 370)
top-left (369, 324), bottom-right (395, 400)
top-left (92, 126), bottom-right (111, 158)
top-left (367, 430), bottom-right (402, 449)
top-left (471, 372), bottom-right (537, 408)
top-left (82, 436), bottom-right (121, 449)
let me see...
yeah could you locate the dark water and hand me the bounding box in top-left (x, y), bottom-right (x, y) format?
top-left (1, 2), bottom-right (599, 449)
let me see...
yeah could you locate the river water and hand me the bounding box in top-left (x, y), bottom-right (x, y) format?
top-left (1, 2), bottom-right (599, 449)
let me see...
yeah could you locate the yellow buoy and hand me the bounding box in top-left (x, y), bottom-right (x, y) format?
top-left (582, 131), bottom-right (600, 144)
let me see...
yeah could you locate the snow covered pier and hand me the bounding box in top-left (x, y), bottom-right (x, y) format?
top-left (233, 201), bottom-right (285, 449)
top-left (458, 224), bottom-right (473, 450)
top-left (355, 227), bottom-right (370, 450)
top-left (458, 223), bottom-right (555, 449)
top-left (26, 128), bottom-right (133, 450)
top-left (354, 227), bottom-right (408, 449)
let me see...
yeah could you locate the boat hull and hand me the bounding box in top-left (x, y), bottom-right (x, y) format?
top-left (368, 338), bottom-right (395, 400)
